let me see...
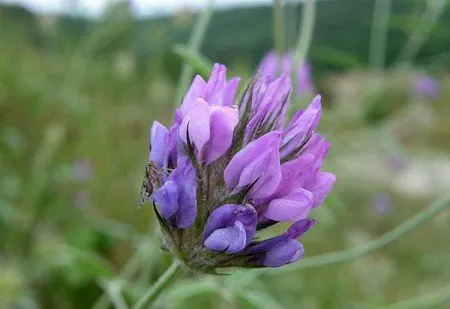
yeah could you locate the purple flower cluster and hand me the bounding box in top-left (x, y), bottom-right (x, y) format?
top-left (259, 51), bottom-right (313, 96)
top-left (146, 64), bottom-right (334, 271)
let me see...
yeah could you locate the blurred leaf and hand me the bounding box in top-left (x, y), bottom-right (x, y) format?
top-left (375, 284), bottom-right (450, 309)
top-left (237, 290), bottom-right (285, 309)
top-left (167, 279), bottom-right (219, 300)
top-left (0, 199), bottom-right (15, 224)
top-left (225, 270), bottom-right (265, 292)
top-left (67, 247), bottom-right (114, 279)
top-left (98, 279), bottom-right (129, 309)
top-left (172, 45), bottom-right (213, 78)
top-left (313, 46), bottom-right (365, 69)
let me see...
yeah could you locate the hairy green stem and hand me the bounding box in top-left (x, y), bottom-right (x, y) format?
top-left (369, 0), bottom-right (392, 70)
top-left (132, 262), bottom-right (184, 309)
top-left (292, 0), bottom-right (317, 94)
top-left (174, 0), bottom-right (214, 106)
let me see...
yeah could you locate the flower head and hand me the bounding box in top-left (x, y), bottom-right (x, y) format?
top-left (259, 51), bottom-right (313, 96)
top-left (142, 63), bottom-right (334, 272)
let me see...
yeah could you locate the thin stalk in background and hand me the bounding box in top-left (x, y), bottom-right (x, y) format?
top-left (132, 262), bottom-right (184, 309)
top-left (394, 0), bottom-right (446, 67)
top-left (174, 0), bottom-right (214, 107)
top-left (285, 1), bottom-right (298, 50)
top-left (91, 228), bottom-right (161, 309)
top-left (98, 280), bottom-right (129, 309)
top-left (369, 0), bottom-right (392, 70)
top-left (223, 194), bottom-right (450, 291)
top-left (375, 284), bottom-right (450, 309)
top-left (8, 122), bottom-right (66, 255)
top-left (292, 0), bottom-right (317, 96)
top-left (271, 194), bottom-right (450, 274)
top-left (273, 0), bottom-right (285, 70)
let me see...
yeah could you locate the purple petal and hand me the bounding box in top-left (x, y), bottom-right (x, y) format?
top-left (246, 219), bottom-right (315, 254)
top-left (281, 95), bottom-right (322, 158)
top-left (179, 98), bottom-right (211, 153)
top-left (264, 187), bottom-right (314, 222)
top-left (281, 54), bottom-right (293, 75)
top-left (305, 172), bottom-right (336, 208)
top-left (224, 131), bottom-right (282, 199)
top-left (258, 51), bottom-right (313, 96)
top-left (204, 63), bottom-right (227, 104)
top-left (167, 159), bottom-right (197, 228)
top-left (203, 204), bottom-right (239, 240)
top-left (296, 62), bottom-right (313, 94)
top-left (275, 152), bottom-right (318, 196)
top-left (149, 121), bottom-right (169, 168)
top-left (203, 204), bottom-right (257, 245)
top-left (164, 124), bottom-right (179, 169)
top-left (285, 218), bottom-right (316, 239)
top-left (153, 180), bottom-right (179, 219)
top-left (204, 106), bottom-right (239, 164)
top-left (180, 75), bottom-right (206, 114)
top-left (222, 77), bottom-right (241, 106)
top-left (204, 221), bottom-right (247, 253)
top-left (245, 76), bottom-right (291, 142)
top-left (262, 240), bottom-right (304, 267)
top-left (258, 52), bottom-right (277, 79)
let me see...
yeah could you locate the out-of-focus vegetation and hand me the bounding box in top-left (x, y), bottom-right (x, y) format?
top-left (1, 0), bottom-right (450, 308)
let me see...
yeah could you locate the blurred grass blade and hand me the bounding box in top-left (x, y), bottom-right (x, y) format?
top-left (394, 0), bottom-right (446, 67)
top-left (314, 46), bottom-right (365, 69)
top-left (98, 280), bottom-right (129, 309)
top-left (68, 246), bottom-right (115, 279)
top-left (375, 284), bottom-right (450, 309)
top-left (225, 270), bottom-right (264, 292)
top-left (92, 229), bottom-right (161, 309)
top-left (175, 0), bottom-right (214, 106)
top-left (273, 0), bottom-right (285, 62)
top-left (369, 0), bottom-right (392, 70)
top-left (237, 290), bottom-right (285, 309)
top-left (292, 0), bottom-right (316, 94)
top-left (158, 278), bottom-right (220, 304)
top-left (172, 45), bottom-right (213, 78)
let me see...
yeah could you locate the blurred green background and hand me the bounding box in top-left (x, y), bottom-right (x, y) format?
top-left (1, 0), bottom-right (450, 308)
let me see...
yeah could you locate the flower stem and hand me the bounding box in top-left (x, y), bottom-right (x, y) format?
top-left (375, 284), bottom-right (450, 309)
top-left (292, 0), bottom-right (317, 95)
top-left (394, 0), bottom-right (446, 67)
top-left (272, 194), bottom-right (450, 274)
top-left (132, 262), bottom-right (184, 309)
top-left (226, 194), bottom-right (450, 288)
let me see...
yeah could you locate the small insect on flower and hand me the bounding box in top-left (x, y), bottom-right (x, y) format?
top-left (137, 161), bottom-right (160, 208)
